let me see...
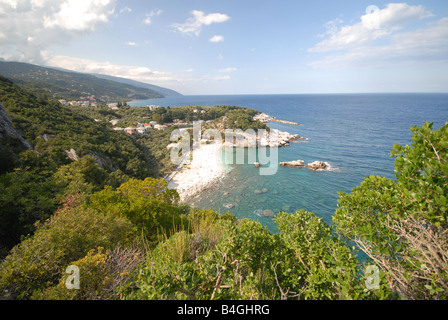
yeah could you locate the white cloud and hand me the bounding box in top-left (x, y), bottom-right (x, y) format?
top-left (309, 3), bottom-right (433, 53)
top-left (209, 75), bottom-right (231, 81)
top-left (0, 0), bottom-right (116, 63)
top-left (173, 10), bottom-right (230, 36)
top-left (43, 0), bottom-right (115, 31)
top-left (308, 3), bottom-right (446, 70)
top-left (125, 41), bottom-right (137, 46)
top-left (218, 67), bottom-right (237, 73)
top-left (43, 54), bottom-right (232, 93)
top-left (44, 54), bottom-right (177, 83)
top-left (209, 35), bottom-right (225, 43)
top-left (143, 9), bottom-right (163, 25)
top-left (144, 16), bottom-right (152, 25)
top-left (119, 6), bottom-right (131, 14)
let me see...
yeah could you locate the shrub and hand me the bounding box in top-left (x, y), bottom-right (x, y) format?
top-left (32, 245), bottom-right (144, 300)
top-left (334, 122), bottom-right (448, 299)
top-left (0, 205), bottom-right (135, 299)
top-left (88, 177), bottom-right (182, 239)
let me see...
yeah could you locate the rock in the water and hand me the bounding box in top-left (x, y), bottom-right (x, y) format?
top-left (224, 203), bottom-right (234, 209)
top-left (262, 188), bottom-right (269, 193)
top-left (306, 161), bottom-right (327, 171)
top-left (254, 189), bottom-right (262, 194)
top-left (280, 160), bottom-right (305, 167)
top-left (263, 209), bottom-right (274, 217)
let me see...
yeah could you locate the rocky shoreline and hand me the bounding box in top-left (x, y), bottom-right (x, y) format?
top-left (253, 112), bottom-right (300, 126)
top-left (223, 128), bottom-right (307, 149)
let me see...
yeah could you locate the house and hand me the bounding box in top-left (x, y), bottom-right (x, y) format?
top-left (147, 105), bottom-right (160, 111)
top-left (125, 127), bottom-right (136, 135)
top-left (59, 99), bottom-right (68, 106)
top-left (136, 127), bottom-right (147, 134)
top-left (150, 121), bottom-right (157, 126)
top-left (107, 103), bottom-right (119, 110)
top-left (110, 119), bottom-right (119, 126)
top-left (143, 123), bottom-right (151, 128)
top-left (154, 124), bottom-right (165, 131)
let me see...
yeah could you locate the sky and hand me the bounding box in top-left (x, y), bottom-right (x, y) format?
top-left (1, 0), bottom-right (448, 95)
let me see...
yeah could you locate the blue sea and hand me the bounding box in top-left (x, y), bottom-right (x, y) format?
top-left (130, 94), bottom-right (448, 233)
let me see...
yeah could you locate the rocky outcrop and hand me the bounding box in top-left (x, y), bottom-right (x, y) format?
top-left (64, 148), bottom-right (79, 161)
top-left (280, 159), bottom-right (330, 171)
top-left (280, 160), bottom-right (305, 167)
top-left (306, 161), bottom-right (328, 171)
top-left (262, 209), bottom-right (274, 217)
top-left (270, 130), bottom-right (306, 148)
top-left (225, 129), bottom-right (306, 149)
top-left (0, 101), bottom-right (32, 150)
top-left (253, 113), bottom-right (300, 126)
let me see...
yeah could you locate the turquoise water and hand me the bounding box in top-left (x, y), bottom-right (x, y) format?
top-left (131, 94), bottom-right (448, 232)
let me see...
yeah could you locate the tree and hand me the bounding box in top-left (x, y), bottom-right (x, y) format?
top-left (88, 177), bottom-right (182, 239)
top-left (53, 156), bottom-right (108, 198)
top-left (333, 122), bottom-right (448, 299)
top-left (0, 168), bottom-right (60, 255)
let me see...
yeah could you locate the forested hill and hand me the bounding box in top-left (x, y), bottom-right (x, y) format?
top-left (0, 60), bottom-right (179, 101)
top-left (0, 75), bottom-right (160, 254)
top-left (92, 73), bottom-right (182, 97)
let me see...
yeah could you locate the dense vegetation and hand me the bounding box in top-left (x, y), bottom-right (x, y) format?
top-left (0, 76), bottom-right (159, 255)
top-left (0, 76), bottom-right (273, 258)
top-left (70, 103), bottom-right (269, 172)
top-left (0, 75), bottom-right (447, 300)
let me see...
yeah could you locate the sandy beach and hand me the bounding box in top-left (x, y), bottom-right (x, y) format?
top-left (167, 142), bottom-right (226, 202)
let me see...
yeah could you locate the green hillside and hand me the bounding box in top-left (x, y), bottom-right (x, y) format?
top-left (0, 61), bottom-right (168, 101)
top-left (0, 75), bottom-right (161, 253)
top-left (93, 73), bottom-right (182, 97)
